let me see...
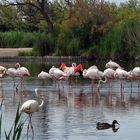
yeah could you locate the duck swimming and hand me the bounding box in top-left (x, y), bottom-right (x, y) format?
top-left (96, 120), bottom-right (119, 131)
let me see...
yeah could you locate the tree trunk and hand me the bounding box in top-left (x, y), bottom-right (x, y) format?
top-left (41, 10), bottom-right (53, 33)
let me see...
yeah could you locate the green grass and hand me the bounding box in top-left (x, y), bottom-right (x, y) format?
top-left (0, 103), bottom-right (24, 140)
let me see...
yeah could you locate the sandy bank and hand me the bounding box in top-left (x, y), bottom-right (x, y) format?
top-left (0, 48), bottom-right (32, 56)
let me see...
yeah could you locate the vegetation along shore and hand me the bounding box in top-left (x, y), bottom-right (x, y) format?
top-left (0, 0), bottom-right (140, 61)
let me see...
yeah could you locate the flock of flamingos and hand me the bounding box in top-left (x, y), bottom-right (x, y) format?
top-left (0, 60), bottom-right (140, 94)
top-left (0, 60), bottom-right (140, 138)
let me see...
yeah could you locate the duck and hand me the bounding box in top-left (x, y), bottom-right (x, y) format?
top-left (96, 120), bottom-right (119, 130)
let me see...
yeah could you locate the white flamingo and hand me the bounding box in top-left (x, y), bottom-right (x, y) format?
top-left (0, 66), bottom-right (7, 88)
top-left (60, 63), bottom-right (76, 73)
top-left (83, 66), bottom-right (103, 92)
top-left (0, 66), bottom-right (7, 74)
top-left (20, 88), bottom-right (44, 138)
top-left (106, 60), bottom-right (120, 70)
top-left (14, 63), bottom-right (30, 92)
top-left (38, 71), bottom-right (51, 79)
top-left (6, 67), bottom-right (18, 87)
top-left (60, 63), bottom-right (82, 78)
top-left (98, 68), bottom-right (115, 92)
top-left (130, 67), bottom-right (140, 93)
top-left (114, 67), bottom-right (130, 93)
top-left (49, 66), bottom-right (69, 89)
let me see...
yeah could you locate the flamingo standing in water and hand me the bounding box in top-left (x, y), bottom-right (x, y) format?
top-left (0, 66), bottom-right (7, 88)
top-left (20, 88), bottom-right (44, 139)
top-left (38, 71), bottom-right (53, 85)
top-left (0, 66), bottom-right (7, 78)
top-left (49, 66), bottom-right (69, 90)
top-left (60, 63), bottom-right (76, 73)
top-left (106, 60), bottom-right (120, 70)
top-left (14, 63), bottom-right (30, 92)
top-left (98, 68), bottom-right (115, 92)
top-left (38, 71), bottom-right (51, 79)
top-left (0, 66), bottom-right (7, 74)
top-left (6, 67), bottom-right (18, 88)
top-left (82, 66), bottom-right (103, 93)
top-left (130, 67), bottom-right (140, 93)
top-left (60, 63), bottom-right (83, 79)
top-left (114, 67), bottom-right (130, 93)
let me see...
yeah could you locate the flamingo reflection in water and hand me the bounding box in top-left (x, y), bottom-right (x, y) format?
top-left (19, 88), bottom-right (44, 139)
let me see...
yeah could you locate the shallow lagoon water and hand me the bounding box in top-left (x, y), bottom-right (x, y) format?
top-left (0, 61), bottom-right (140, 140)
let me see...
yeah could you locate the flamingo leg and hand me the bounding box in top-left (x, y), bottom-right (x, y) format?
top-left (12, 77), bottom-right (15, 88)
top-left (108, 79), bottom-right (111, 93)
top-left (16, 76), bottom-right (24, 93)
top-left (138, 80), bottom-right (140, 94)
top-left (120, 79), bottom-right (122, 93)
top-left (122, 79), bottom-right (124, 93)
top-left (27, 114), bottom-right (34, 139)
top-left (91, 79), bottom-right (94, 93)
top-left (130, 80), bottom-right (133, 95)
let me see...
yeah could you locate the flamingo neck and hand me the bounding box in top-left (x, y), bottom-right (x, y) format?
top-left (98, 77), bottom-right (108, 85)
top-left (39, 100), bottom-right (44, 110)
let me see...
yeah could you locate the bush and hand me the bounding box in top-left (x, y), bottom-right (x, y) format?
top-left (99, 18), bottom-right (140, 60)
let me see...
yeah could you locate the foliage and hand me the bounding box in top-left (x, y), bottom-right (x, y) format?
top-left (4, 105), bottom-right (24, 140)
top-left (0, 0), bottom-right (140, 59)
top-left (99, 18), bottom-right (140, 60)
top-left (33, 33), bottom-right (54, 56)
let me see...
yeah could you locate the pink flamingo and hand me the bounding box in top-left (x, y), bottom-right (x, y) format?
top-left (38, 71), bottom-right (51, 79)
top-left (60, 62), bottom-right (82, 78)
top-left (114, 67), bottom-right (130, 93)
top-left (98, 68), bottom-right (115, 92)
top-left (73, 63), bottom-right (84, 77)
top-left (6, 67), bottom-right (18, 88)
top-left (20, 88), bottom-right (44, 139)
top-left (49, 66), bottom-right (69, 90)
top-left (0, 66), bottom-right (7, 77)
top-left (0, 66), bottom-right (7, 88)
top-left (82, 66), bottom-right (103, 93)
top-left (60, 63), bottom-right (76, 73)
top-left (130, 67), bottom-right (140, 93)
top-left (14, 63), bottom-right (30, 92)
top-left (38, 71), bottom-right (53, 85)
top-left (106, 60), bottom-right (120, 70)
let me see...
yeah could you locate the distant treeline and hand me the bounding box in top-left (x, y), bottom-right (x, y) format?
top-left (0, 0), bottom-right (140, 60)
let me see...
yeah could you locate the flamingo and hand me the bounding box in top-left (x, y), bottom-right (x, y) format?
top-left (73, 63), bottom-right (83, 77)
top-left (38, 71), bottom-right (51, 80)
top-left (114, 67), bottom-right (130, 93)
top-left (14, 63), bottom-right (30, 92)
top-left (106, 60), bottom-right (120, 70)
top-left (38, 71), bottom-right (53, 85)
top-left (6, 67), bottom-right (18, 88)
top-left (60, 62), bottom-right (83, 78)
top-left (83, 66), bottom-right (103, 93)
top-left (0, 66), bottom-right (7, 87)
top-left (49, 66), bottom-right (69, 90)
top-left (60, 62), bottom-right (76, 73)
top-left (98, 68), bottom-right (115, 92)
top-left (19, 88), bottom-right (44, 138)
top-left (0, 66), bottom-right (7, 74)
top-left (130, 67), bottom-right (140, 93)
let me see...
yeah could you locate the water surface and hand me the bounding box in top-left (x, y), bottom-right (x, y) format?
top-left (0, 61), bottom-right (140, 140)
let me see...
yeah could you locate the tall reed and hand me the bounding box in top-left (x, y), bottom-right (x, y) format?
top-left (0, 104), bottom-right (24, 140)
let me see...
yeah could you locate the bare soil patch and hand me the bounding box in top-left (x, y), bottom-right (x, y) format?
top-left (0, 48), bottom-right (32, 56)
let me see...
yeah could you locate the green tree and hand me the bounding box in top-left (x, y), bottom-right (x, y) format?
top-left (2, 0), bottom-right (54, 33)
top-left (0, 5), bottom-right (23, 31)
